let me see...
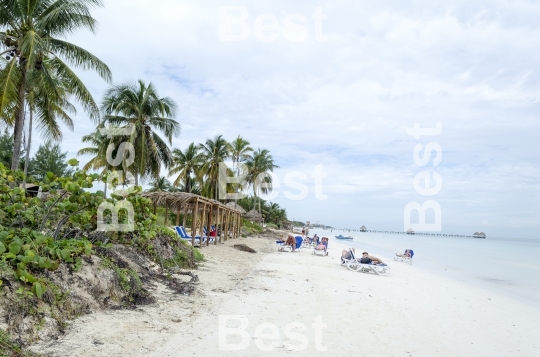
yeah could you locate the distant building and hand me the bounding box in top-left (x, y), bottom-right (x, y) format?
top-left (406, 228), bottom-right (415, 235)
top-left (473, 232), bottom-right (486, 238)
top-left (360, 225), bottom-right (367, 232)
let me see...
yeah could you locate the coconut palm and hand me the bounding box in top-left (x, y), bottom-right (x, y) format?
top-left (228, 135), bottom-right (252, 175)
top-left (245, 148), bottom-right (279, 213)
top-left (146, 176), bottom-right (173, 192)
top-left (169, 143), bottom-right (202, 193)
top-left (101, 80), bottom-right (180, 186)
top-left (0, 0), bottom-right (112, 171)
top-left (198, 135), bottom-right (230, 200)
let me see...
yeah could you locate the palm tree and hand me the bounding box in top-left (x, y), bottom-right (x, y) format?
top-left (245, 148), bottom-right (279, 213)
top-left (101, 80), bottom-right (180, 186)
top-left (169, 143), bottom-right (202, 193)
top-left (228, 135), bottom-right (252, 175)
top-left (0, 0), bottom-right (112, 171)
top-left (198, 135), bottom-right (229, 200)
top-left (146, 176), bottom-right (173, 192)
top-left (77, 128), bottom-right (111, 194)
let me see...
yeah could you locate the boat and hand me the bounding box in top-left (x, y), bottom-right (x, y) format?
top-left (335, 234), bottom-right (353, 240)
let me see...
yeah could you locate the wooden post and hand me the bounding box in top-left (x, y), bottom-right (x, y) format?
top-left (164, 202), bottom-right (169, 226)
top-left (220, 208), bottom-right (226, 244)
top-left (224, 209), bottom-right (230, 241)
top-left (234, 213), bottom-right (239, 239)
top-left (198, 203), bottom-right (206, 248)
top-left (182, 210), bottom-right (186, 228)
top-left (207, 204), bottom-right (213, 247)
top-left (176, 210), bottom-right (180, 226)
top-left (191, 199), bottom-right (199, 247)
top-left (214, 206), bottom-right (217, 245)
top-left (153, 202), bottom-right (156, 215)
top-left (238, 213), bottom-right (241, 238)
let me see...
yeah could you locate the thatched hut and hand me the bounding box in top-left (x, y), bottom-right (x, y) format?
top-left (226, 201), bottom-right (246, 215)
top-left (141, 192), bottom-right (244, 247)
top-left (360, 225), bottom-right (367, 232)
top-left (406, 228), bottom-right (415, 235)
top-left (244, 209), bottom-right (263, 225)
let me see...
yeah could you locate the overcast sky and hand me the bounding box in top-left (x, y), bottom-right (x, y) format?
top-left (41, 0), bottom-right (540, 238)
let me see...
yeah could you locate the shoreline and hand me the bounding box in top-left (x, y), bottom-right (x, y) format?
top-left (32, 230), bottom-right (540, 356)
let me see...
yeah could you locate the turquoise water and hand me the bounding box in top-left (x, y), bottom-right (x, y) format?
top-left (309, 228), bottom-right (540, 308)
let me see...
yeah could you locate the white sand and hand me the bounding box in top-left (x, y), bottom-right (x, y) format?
top-left (35, 236), bottom-right (540, 357)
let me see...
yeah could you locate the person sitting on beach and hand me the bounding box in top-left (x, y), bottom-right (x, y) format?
top-left (396, 249), bottom-right (412, 257)
top-left (284, 234), bottom-right (296, 251)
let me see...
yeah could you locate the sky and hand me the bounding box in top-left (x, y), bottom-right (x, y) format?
top-left (31, 0), bottom-right (540, 238)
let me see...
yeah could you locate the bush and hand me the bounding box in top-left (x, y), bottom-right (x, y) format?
top-left (241, 219), bottom-right (263, 234)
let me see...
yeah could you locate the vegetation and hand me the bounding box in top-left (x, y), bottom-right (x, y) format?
top-left (0, 0), bottom-right (112, 171)
top-left (0, 1), bottom-right (287, 352)
top-left (28, 140), bottom-right (73, 181)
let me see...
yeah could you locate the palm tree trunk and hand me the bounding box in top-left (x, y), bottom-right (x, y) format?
top-left (22, 105), bottom-right (33, 188)
top-left (11, 68), bottom-right (27, 171)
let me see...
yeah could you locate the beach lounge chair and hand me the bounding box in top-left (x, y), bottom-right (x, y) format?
top-left (394, 249), bottom-right (414, 263)
top-left (276, 236), bottom-right (303, 252)
top-left (175, 226), bottom-right (206, 246)
top-left (341, 248), bottom-right (356, 266)
top-left (203, 226), bottom-right (217, 243)
top-left (347, 259), bottom-right (390, 275)
top-left (312, 240), bottom-right (328, 256)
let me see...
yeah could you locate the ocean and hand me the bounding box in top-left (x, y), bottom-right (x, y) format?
top-left (308, 228), bottom-right (540, 308)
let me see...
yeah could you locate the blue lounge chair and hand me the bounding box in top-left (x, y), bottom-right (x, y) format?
top-left (202, 226), bottom-right (216, 243)
top-left (394, 249), bottom-right (414, 263)
top-left (313, 239), bottom-right (328, 256)
top-left (276, 236), bottom-right (303, 252)
top-left (175, 226), bottom-right (206, 246)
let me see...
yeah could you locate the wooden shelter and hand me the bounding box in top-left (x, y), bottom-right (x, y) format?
top-left (226, 201), bottom-right (246, 215)
top-left (244, 209), bottom-right (263, 225)
top-left (141, 192), bottom-right (244, 247)
top-left (360, 225), bottom-right (367, 232)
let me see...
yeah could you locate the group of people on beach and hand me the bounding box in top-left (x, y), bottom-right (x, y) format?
top-left (279, 233), bottom-right (328, 255)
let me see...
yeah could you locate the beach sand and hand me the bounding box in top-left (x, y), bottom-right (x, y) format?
top-left (33, 233), bottom-right (540, 357)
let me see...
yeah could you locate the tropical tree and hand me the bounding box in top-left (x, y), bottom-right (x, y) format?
top-left (228, 135), bottom-right (252, 175)
top-left (77, 129), bottom-right (109, 173)
top-left (28, 139), bottom-right (73, 181)
top-left (198, 135), bottom-right (229, 200)
top-left (0, 0), bottom-right (112, 171)
top-left (0, 129), bottom-right (23, 168)
top-left (101, 80), bottom-right (180, 186)
top-left (169, 143), bottom-right (202, 193)
top-left (245, 148), bottom-right (279, 213)
top-left (146, 176), bottom-right (173, 192)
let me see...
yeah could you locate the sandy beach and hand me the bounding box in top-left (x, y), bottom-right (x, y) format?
top-left (32, 232), bottom-right (540, 357)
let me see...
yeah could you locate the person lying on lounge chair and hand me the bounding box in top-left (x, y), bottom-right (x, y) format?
top-left (396, 249), bottom-right (412, 257)
top-left (314, 237), bottom-right (329, 255)
top-left (360, 252), bottom-right (385, 265)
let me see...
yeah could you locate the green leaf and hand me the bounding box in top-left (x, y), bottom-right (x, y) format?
top-left (0, 242), bottom-right (5, 254)
top-left (68, 158), bottom-right (79, 166)
top-left (34, 282), bottom-right (44, 299)
top-left (8, 241), bottom-right (21, 255)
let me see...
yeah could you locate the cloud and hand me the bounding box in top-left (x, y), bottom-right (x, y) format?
top-left (31, 0), bottom-right (540, 238)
